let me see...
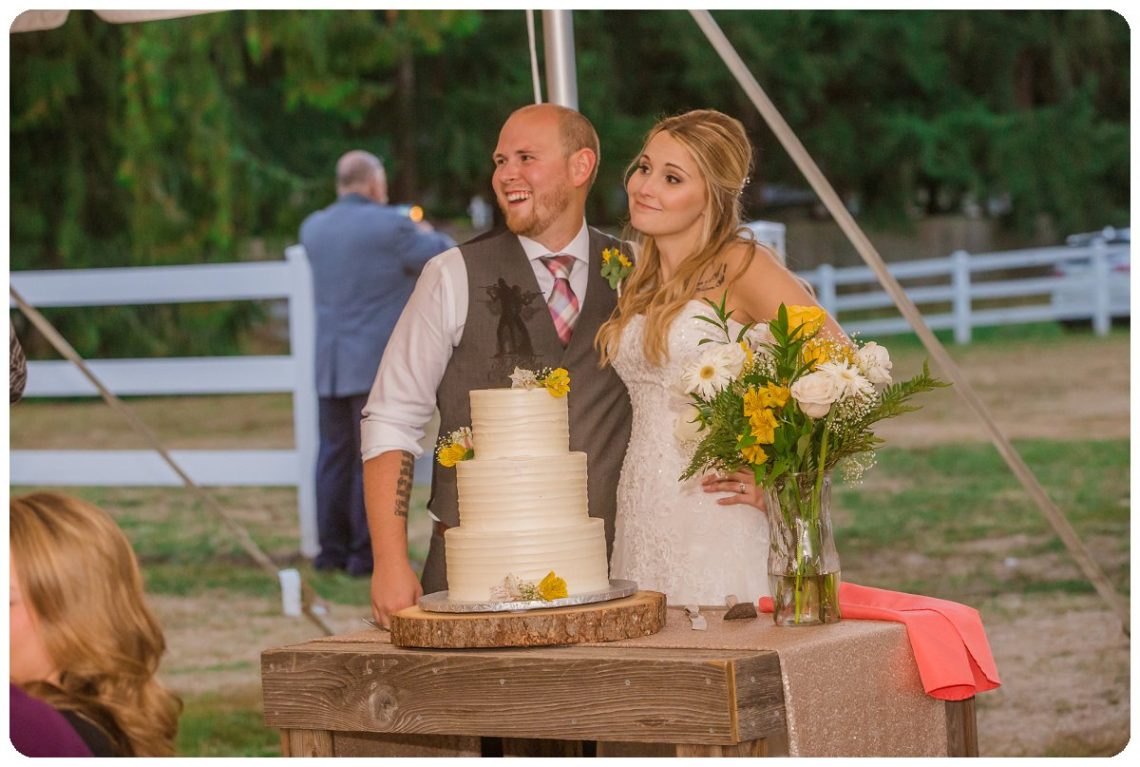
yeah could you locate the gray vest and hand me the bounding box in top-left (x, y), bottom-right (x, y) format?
top-left (431, 227), bottom-right (632, 558)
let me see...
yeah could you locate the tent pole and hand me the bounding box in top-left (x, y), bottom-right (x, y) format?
top-left (542, 10), bottom-right (578, 109)
top-left (689, 9), bottom-right (1129, 637)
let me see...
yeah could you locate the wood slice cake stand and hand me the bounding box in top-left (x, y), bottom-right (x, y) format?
top-left (390, 590), bottom-right (666, 649)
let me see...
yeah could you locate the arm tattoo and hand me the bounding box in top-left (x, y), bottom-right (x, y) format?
top-left (696, 263), bottom-right (727, 291)
top-left (394, 451), bottom-right (414, 519)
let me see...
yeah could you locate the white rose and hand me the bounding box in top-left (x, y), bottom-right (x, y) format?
top-left (817, 360), bottom-right (876, 401)
top-left (746, 322), bottom-right (776, 349)
top-left (673, 404), bottom-right (706, 445)
top-left (856, 342), bottom-right (893, 387)
top-left (712, 340), bottom-right (748, 378)
top-left (791, 371), bottom-right (841, 418)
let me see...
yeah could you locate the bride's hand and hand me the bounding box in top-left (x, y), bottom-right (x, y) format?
top-left (701, 470), bottom-right (766, 511)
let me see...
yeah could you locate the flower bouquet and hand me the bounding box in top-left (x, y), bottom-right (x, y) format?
top-left (678, 296), bottom-right (948, 626)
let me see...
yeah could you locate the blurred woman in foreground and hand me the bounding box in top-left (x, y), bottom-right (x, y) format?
top-left (9, 492), bottom-right (181, 756)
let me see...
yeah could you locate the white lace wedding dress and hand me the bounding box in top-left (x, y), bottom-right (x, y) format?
top-left (610, 300), bottom-right (770, 607)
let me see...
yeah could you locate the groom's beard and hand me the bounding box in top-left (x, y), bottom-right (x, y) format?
top-left (500, 185), bottom-right (571, 239)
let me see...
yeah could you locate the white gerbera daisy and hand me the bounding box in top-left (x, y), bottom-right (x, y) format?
top-left (817, 361), bottom-right (875, 400)
top-left (681, 345), bottom-right (735, 398)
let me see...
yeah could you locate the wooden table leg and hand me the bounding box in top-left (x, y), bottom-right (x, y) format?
top-left (278, 729), bottom-right (480, 757)
top-left (945, 698), bottom-right (979, 757)
top-left (280, 729), bottom-right (334, 757)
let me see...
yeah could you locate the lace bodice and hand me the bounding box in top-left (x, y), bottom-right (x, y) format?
top-left (610, 301), bottom-right (770, 607)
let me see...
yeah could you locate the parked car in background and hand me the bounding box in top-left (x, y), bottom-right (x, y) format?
top-left (1051, 226), bottom-right (1130, 324)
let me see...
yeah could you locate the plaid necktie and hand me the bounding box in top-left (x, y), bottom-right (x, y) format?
top-left (540, 254), bottom-right (579, 347)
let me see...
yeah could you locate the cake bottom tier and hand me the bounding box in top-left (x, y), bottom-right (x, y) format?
top-left (444, 517), bottom-right (610, 602)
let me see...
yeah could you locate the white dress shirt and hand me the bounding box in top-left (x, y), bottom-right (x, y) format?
top-left (360, 221), bottom-right (592, 462)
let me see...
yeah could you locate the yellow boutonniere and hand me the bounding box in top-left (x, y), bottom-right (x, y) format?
top-left (600, 247), bottom-right (633, 290)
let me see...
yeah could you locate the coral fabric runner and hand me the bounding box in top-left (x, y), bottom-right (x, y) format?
top-left (760, 582), bottom-right (1002, 701)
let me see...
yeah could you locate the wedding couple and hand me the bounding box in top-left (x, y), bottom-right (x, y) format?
top-left (361, 103), bottom-right (843, 627)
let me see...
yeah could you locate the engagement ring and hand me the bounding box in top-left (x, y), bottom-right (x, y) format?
top-left (739, 481), bottom-right (746, 494)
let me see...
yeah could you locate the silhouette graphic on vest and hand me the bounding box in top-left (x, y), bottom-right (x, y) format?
top-left (484, 278), bottom-right (541, 358)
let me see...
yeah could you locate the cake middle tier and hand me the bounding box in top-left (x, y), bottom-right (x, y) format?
top-left (443, 517), bottom-right (611, 602)
top-left (456, 452), bottom-right (588, 531)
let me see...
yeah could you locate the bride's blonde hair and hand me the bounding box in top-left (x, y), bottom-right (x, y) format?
top-left (595, 109), bottom-right (757, 367)
top-left (10, 492), bottom-right (182, 756)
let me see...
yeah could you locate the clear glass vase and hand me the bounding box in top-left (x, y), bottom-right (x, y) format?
top-left (765, 471), bottom-right (841, 626)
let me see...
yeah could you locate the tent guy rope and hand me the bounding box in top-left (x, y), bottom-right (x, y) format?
top-left (10, 285), bottom-right (335, 637)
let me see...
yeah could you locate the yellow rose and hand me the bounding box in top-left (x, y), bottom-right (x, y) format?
top-left (786, 305), bottom-right (826, 339)
top-left (538, 571), bottom-right (568, 600)
top-left (543, 368), bottom-right (571, 398)
top-left (741, 443), bottom-right (768, 465)
top-left (749, 407), bottom-right (778, 444)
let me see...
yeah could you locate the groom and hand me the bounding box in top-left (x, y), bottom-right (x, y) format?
top-left (360, 104), bottom-right (632, 627)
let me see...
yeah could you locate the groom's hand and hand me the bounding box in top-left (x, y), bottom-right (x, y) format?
top-left (371, 560), bottom-right (423, 629)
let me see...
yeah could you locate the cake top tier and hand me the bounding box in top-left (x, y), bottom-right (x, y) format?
top-left (470, 387), bottom-right (569, 459)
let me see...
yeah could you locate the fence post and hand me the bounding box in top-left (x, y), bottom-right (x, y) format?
top-left (285, 245), bottom-right (320, 558)
top-left (816, 263), bottom-right (837, 321)
top-left (951, 250), bottom-right (972, 344)
top-left (1090, 238), bottom-right (1111, 336)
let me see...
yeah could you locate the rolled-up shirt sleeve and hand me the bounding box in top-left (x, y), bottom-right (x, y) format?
top-left (361, 246), bottom-right (466, 461)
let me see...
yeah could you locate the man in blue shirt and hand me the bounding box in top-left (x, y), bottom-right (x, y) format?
top-left (300, 150), bottom-right (454, 576)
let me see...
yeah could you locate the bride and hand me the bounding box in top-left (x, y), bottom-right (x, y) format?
top-left (595, 109), bottom-right (844, 607)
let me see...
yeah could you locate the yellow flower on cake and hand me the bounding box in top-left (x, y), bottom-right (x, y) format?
top-left (435, 426), bottom-right (474, 467)
top-left (542, 367), bottom-right (570, 398)
top-left (537, 571), bottom-right (568, 600)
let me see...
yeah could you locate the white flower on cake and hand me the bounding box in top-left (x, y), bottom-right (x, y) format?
top-left (489, 571), bottom-right (569, 602)
top-left (509, 367), bottom-right (539, 389)
top-left (435, 426), bottom-right (474, 467)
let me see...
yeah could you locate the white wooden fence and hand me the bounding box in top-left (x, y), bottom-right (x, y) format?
top-left (800, 239), bottom-right (1129, 343)
top-left (8, 239), bottom-right (1128, 558)
top-left (9, 245), bottom-right (321, 557)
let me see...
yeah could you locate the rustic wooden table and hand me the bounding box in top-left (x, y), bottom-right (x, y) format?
top-left (261, 608), bottom-right (978, 757)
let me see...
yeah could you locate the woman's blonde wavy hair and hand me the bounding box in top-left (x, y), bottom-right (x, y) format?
top-left (596, 109), bottom-right (758, 367)
top-left (10, 492), bottom-right (182, 756)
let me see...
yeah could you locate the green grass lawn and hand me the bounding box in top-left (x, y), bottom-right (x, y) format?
top-left (15, 434), bottom-right (1128, 756)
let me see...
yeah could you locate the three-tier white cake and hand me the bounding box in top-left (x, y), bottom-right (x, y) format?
top-left (443, 387), bottom-right (611, 602)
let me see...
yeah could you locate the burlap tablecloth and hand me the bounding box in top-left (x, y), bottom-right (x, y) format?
top-left (314, 602), bottom-right (948, 756)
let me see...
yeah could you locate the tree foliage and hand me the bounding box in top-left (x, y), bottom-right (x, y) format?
top-left (9, 9), bottom-right (1129, 356)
